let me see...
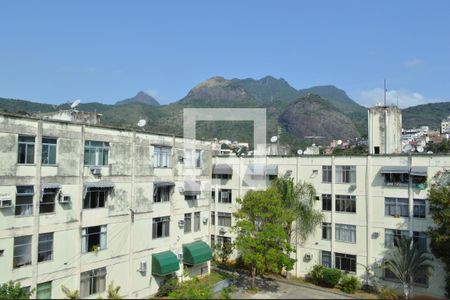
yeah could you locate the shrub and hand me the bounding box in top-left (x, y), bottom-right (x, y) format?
top-left (168, 277), bottom-right (212, 299)
top-left (339, 275), bottom-right (361, 294)
top-left (309, 265), bottom-right (324, 285)
top-left (321, 268), bottom-right (342, 288)
top-left (378, 288), bottom-right (398, 300)
top-left (220, 286), bottom-right (236, 300)
top-left (156, 274), bottom-right (178, 297)
top-left (0, 281), bottom-right (34, 299)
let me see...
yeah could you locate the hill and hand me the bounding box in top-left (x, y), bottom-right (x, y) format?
top-left (402, 102), bottom-right (450, 129)
top-left (115, 91), bottom-right (160, 106)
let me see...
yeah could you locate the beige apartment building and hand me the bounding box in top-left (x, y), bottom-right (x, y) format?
top-left (0, 106), bottom-right (449, 298)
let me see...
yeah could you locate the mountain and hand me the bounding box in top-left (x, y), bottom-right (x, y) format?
top-left (279, 93), bottom-right (361, 142)
top-left (232, 75), bottom-right (301, 102)
top-left (115, 91), bottom-right (160, 106)
top-left (402, 102), bottom-right (450, 129)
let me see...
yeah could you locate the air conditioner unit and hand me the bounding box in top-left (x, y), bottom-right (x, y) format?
top-left (138, 261), bottom-right (147, 273)
top-left (59, 194), bottom-right (71, 204)
top-left (304, 253), bottom-right (313, 261)
top-left (372, 232), bottom-right (380, 239)
top-left (90, 167), bottom-right (102, 176)
top-left (0, 198), bottom-right (12, 209)
top-left (219, 227), bottom-right (226, 234)
top-left (202, 217), bottom-right (208, 224)
top-left (178, 220), bottom-right (185, 227)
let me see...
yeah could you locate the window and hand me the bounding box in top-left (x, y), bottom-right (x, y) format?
top-left (335, 253), bottom-right (356, 272)
top-left (38, 233), bottom-right (53, 262)
top-left (212, 174), bottom-right (232, 179)
top-left (413, 199), bottom-right (426, 218)
top-left (385, 197), bottom-right (409, 217)
top-left (83, 188), bottom-right (108, 209)
top-left (385, 268), bottom-right (428, 285)
top-left (219, 189), bottom-right (232, 203)
top-left (336, 166), bottom-right (356, 184)
top-left (217, 235), bottom-right (232, 246)
top-left (36, 281), bottom-right (52, 299)
top-left (218, 212), bottom-right (232, 227)
top-left (321, 251), bottom-right (331, 268)
top-left (40, 188), bottom-right (57, 214)
top-left (211, 190), bottom-right (215, 203)
top-left (385, 229), bottom-right (408, 248)
top-left (195, 150), bottom-right (201, 168)
top-left (335, 224), bottom-right (356, 243)
top-left (84, 141), bottom-right (109, 166)
top-left (13, 235), bottom-right (32, 268)
top-left (413, 232), bottom-right (427, 251)
top-left (80, 267), bottom-right (106, 298)
top-left (211, 211), bottom-right (215, 226)
top-left (374, 146), bottom-right (380, 154)
top-left (335, 195), bottom-right (356, 213)
top-left (154, 186), bottom-right (171, 203)
top-left (18, 135), bottom-right (35, 164)
top-left (211, 235), bottom-right (215, 248)
top-left (152, 216), bottom-right (170, 239)
top-left (82, 225), bottom-right (107, 253)
top-left (41, 138), bottom-right (57, 165)
top-left (184, 213), bottom-right (192, 233)
top-left (322, 223), bottom-right (331, 240)
top-left (194, 212), bottom-right (201, 232)
top-left (154, 146), bottom-right (171, 168)
top-left (322, 166), bottom-right (332, 183)
top-left (15, 185), bottom-right (34, 216)
top-left (322, 194), bottom-right (331, 211)
top-left (184, 194), bottom-right (198, 201)
top-left (384, 173), bottom-right (409, 185)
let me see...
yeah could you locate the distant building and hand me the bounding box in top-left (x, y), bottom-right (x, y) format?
top-left (35, 109), bottom-right (102, 125)
top-left (368, 105), bottom-right (402, 154)
top-left (440, 115), bottom-right (450, 134)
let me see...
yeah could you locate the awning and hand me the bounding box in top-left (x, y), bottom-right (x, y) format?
top-left (41, 183), bottom-right (61, 190)
top-left (152, 251), bottom-right (180, 276)
top-left (380, 166), bottom-right (409, 174)
top-left (411, 167), bottom-right (427, 177)
top-left (184, 180), bottom-right (201, 196)
top-left (212, 164), bottom-right (233, 175)
top-left (154, 181), bottom-right (175, 187)
top-left (83, 180), bottom-right (115, 198)
top-left (248, 164), bottom-right (278, 176)
top-left (182, 241), bottom-right (213, 265)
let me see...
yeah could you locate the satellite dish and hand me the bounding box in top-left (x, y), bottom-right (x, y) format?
top-left (297, 149), bottom-right (303, 155)
top-left (417, 146), bottom-right (424, 153)
top-left (270, 136), bottom-right (278, 143)
top-left (71, 99), bottom-right (81, 109)
top-left (137, 119), bottom-right (146, 127)
top-left (403, 144), bottom-right (413, 152)
top-left (427, 151), bottom-right (433, 154)
top-left (337, 140), bottom-right (343, 145)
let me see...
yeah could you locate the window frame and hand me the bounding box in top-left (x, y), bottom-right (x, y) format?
top-left (38, 232), bottom-right (54, 262)
top-left (413, 199), bottom-right (426, 218)
top-left (41, 137), bottom-right (57, 165)
top-left (335, 195), bottom-right (356, 213)
top-left (322, 194), bottom-right (332, 211)
top-left (15, 185), bottom-right (34, 217)
top-left (322, 222), bottom-right (331, 240)
top-left (36, 281), bottom-right (52, 299)
top-left (153, 185), bottom-right (172, 203)
top-left (152, 216), bottom-right (170, 239)
top-left (84, 141), bottom-right (109, 166)
top-left (80, 267), bottom-right (107, 298)
top-left (83, 188), bottom-right (108, 209)
top-left (40, 188), bottom-right (57, 214)
top-left (18, 135), bottom-right (35, 164)
top-left (81, 225), bottom-right (107, 253)
top-left (13, 235), bottom-right (32, 268)
top-left (194, 212), bottom-right (201, 232)
top-left (218, 189), bottom-right (232, 204)
top-left (322, 166), bottom-right (332, 183)
top-left (184, 213), bottom-right (192, 233)
top-left (154, 146), bottom-right (171, 168)
top-left (218, 212), bottom-right (232, 227)
top-left (334, 252), bottom-right (357, 272)
top-left (385, 197), bottom-right (409, 217)
top-left (336, 165), bottom-right (356, 184)
top-left (321, 250), bottom-right (332, 268)
top-left (335, 223), bottom-right (356, 243)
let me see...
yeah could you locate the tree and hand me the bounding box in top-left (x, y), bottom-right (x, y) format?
top-left (214, 241), bottom-right (234, 264)
top-left (106, 281), bottom-right (121, 299)
top-left (233, 187), bottom-right (295, 288)
top-left (382, 237), bottom-right (433, 299)
top-left (427, 178), bottom-right (450, 297)
top-left (0, 281), bottom-right (33, 300)
top-left (61, 285), bottom-right (80, 300)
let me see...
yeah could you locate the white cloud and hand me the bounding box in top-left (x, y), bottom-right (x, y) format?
top-left (356, 88), bottom-right (435, 108)
top-left (404, 58), bottom-right (426, 68)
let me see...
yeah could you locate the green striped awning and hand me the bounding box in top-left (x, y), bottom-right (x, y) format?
top-left (182, 241), bottom-right (213, 265)
top-left (152, 251), bottom-right (180, 276)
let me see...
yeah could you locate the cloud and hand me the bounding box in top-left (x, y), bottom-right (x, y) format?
top-left (356, 88), bottom-right (435, 108)
top-left (404, 58), bottom-right (426, 68)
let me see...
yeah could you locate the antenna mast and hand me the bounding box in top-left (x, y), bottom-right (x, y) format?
top-left (383, 79), bottom-right (387, 106)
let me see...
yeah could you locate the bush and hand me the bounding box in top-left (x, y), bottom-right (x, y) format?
top-left (378, 288), bottom-right (398, 300)
top-left (321, 268), bottom-right (342, 288)
top-left (0, 281), bottom-right (34, 299)
top-left (309, 265), bottom-right (324, 285)
top-left (156, 274), bottom-right (178, 297)
top-left (168, 277), bottom-right (212, 299)
top-left (339, 275), bottom-right (361, 294)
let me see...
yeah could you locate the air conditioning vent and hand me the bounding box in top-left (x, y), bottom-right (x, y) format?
top-left (90, 167), bottom-right (102, 176)
top-left (202, 217), bottom-right (208, 224)
top-left (219, 227), bottom-right (226, 234)
top-left (59, 194), bottom-right (71, 204)
top-left (138, 261), bottom-right (147, 273)
top-left (304, 253), bottom-right (313, 261)
top-left (0, 198), bottom-right (12, 209)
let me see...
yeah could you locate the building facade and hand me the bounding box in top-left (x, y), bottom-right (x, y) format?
top-left (368, 105), bottom-right (402, 155)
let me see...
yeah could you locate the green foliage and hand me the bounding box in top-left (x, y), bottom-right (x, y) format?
top-left (382, 237), bottom-right (433, 299)
top-left (427, 138), bottom-right (450, 154)
top-left (332, 144), bottom-right (368, 156)
top-left (309, 265), bottom-right (325, 285)
top-left (427, 181), bottom-right (450, 297)
top-left (168, 277), bottom-right (212, 299)
top-left (219, 286), bottom-right (236, 300)
top-left (156, 274), bottom-right (179, 297)
top-left (106, 281), bottom-right (121, 299)
top-left (214, 241), bottom-right (234, 264)
top-left (233, 187), bottom-right (296, 287)
top-left (61, 285), bottom-right (80, 300)
top-left (377, 288), bottom-right (398, 300)
top-left (321, 268), bottom-right (342, 288)
top-left (0, 281), bottom-right (33, 300)
top-left (339, 275), bottom-right (361, 294)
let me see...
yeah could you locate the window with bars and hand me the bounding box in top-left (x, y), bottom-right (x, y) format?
top-left (384, 173), bottom-right (409, 185)
top-left (184, 213), bottom-right (192, 233)
top-left (217, 235), bottom-right (232, 246)
top-left (194, 212), bottom-right (201, 232)
top-left (336, 166), bottom-right (356, 184)
top-left (15, 185), bottom-right (34, 216)
top-left (83, 188), bottom-right (108, 209)
top-left (154, 146), bottom-right (171, 168)
top-left (18, 135), bottom-right (35, 164)
top-left (322, 166), bottom-right (332, 183)
top-left (413, 199), bottom-right (426, 218)
top-left (84, 141), bottom-right (109, 166)
top-left (322, 194), bottom-right (331, 211)
top-left (322, 222), bottom-right (331, 240)
top-left (82, 225), bottom-right (107, 253)
top-left (41, 138), bottom-right (57, 165)
top-left (13, 235), bottom-right (32, 268)
top-left (335, 253), bottom-right (356, 272)
top-left (321, 251), bottom-right (332, 268)
top-left (413, 232), bottom-right (427, 251)
top-left (218, 212), bottom-right (232, 227)
top-left (335, 224), bottom-right (356, 243)
top-left (152, 216), bottom-right (170, 239)
top-left (335, 195), bottom-right (356, 213)
top-left (219, 189), bottom-right (232, 203)
top-left (38, 232), bottom-right (53, 262)
top-left (80, 267), bottom-right (106, 298)
top-left (40, 188), bottom-right (57, 214)
top-left (385, 197), bottom-right (409, 217)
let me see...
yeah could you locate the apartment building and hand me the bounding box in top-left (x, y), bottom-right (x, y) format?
top-left (0, 113), bottom-right (213, 299)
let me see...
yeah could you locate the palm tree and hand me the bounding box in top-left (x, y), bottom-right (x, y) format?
top-left (61, 285), bottom-right (80, 300)
top-left (106, 281), bottom-right (121, 299)
top-left (382, 237), bottom-right (434, 299)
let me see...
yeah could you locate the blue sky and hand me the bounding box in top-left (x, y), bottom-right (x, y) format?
top-left (0, 1), bottom-right (449, 108)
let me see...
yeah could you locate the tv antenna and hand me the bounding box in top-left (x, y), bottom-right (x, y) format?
top-left (384, 79), bottom-right (387, 106)
top-left (137, 119), bottom-right (146, 127)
